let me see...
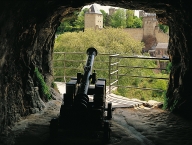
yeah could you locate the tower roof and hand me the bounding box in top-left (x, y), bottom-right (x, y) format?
top-left (87, 4), bottom-right (102, 14)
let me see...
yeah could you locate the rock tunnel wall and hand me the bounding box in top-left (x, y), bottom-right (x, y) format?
top-left (0, 1), bottom-right (69, 134)
top-left (166, 1), bottom-right (192, 115)
top-left (0, 0), bottom-right (192, 135)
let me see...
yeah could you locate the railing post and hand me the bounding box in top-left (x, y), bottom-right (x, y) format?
top-left (109, 55), bottom-right (112, 94)
top-left (64, 53), bottom-right (66, 83)
top-left (116, 55), bottom-right (119, 86)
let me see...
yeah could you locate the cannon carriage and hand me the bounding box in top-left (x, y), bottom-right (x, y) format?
top-left (50, 47), bottom-right (112, 141)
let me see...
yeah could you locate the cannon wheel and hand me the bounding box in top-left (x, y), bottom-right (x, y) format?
top-left (107, 102), bottom-right (112, 119)
top-left (50, 118), bottom-right (59, 139)
top-left (103, 121), bottom-right (111, 142)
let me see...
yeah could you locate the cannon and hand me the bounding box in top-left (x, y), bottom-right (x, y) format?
top-left (50, 47), bottom-right (112, 142)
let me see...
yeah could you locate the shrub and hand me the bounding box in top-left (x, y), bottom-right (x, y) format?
top-left (34, 68), bottom-right (51, 100)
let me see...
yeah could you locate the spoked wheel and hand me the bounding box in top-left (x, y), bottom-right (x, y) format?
top-left (107, 102), bottom-right (112, 119)
top-left (50, 118), bottom-right (59, 139)
top-left (103, 121), bottom-right (111, 142)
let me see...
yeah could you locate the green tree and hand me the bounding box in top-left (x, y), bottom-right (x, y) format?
top-left (56, 10), bottom-right (81, 34)
top-left (100, 9), bottom-right (109, 27)
top-left (53, 27), bottom-right (169, 102)
top-left (110, 9), bottom-right (126, 28)
top-left (126, 10), bottom-right (134, 28)
top-left (54, 27), bottom-right (144, 54)
top-left (159, 24), bottom-right (169, 33)
top-left (126, 10), bottom-right (143, 28)
top-left (133, 16), bottom-right (143, 28)
top-left (166, 62), bottom-right (172, 73)
top-left (73, 8), bottom-right (88, 29)
top-left (54, 27), bottom-right (144, 81)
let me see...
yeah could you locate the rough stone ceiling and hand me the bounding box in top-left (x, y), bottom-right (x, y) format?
top-left (1, 0), bottom-right (192, 137)
top-left (78, 1), bottom-right (168, 24)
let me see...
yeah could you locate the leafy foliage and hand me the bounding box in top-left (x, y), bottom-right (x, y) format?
top-left (113, 56), bottom-right (169, 102)
top-left (133, 16), bottom-right (143, 28)
top-left (56, 11), bottom-right (79, 34)
top-left (54, 27), bottom-right (144, 82)
top-left (56, 8), bottom-right (143, 34)
top-left (109, 9), bottom-right (127, 28)
top-left (54, 28), bottom-right (169, 103)
top-left (54, 27), bottom-right (144, 54)
top-left (73, 8), bottom-right (88, 29)
top-left (166, 62), bottom-right (172, 73)
top-left (34, 68), bottom-right (51, 100)
top-left (56, 9), bottom-right (88, 34)
top-left (126, 10), bottom-right (143, 28)
top-left (108, 9), bottom-right (143, 28)
top-left (100, 9), bottom-right (109, 27)
top-left (159, 24), bottom-right (169, 33)
top-left (126, 10), bottom-right (134, 28)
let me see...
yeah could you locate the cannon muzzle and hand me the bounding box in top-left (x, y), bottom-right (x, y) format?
top-left (86, 47), bottom-right (97, 56)
top-left (74, 47), bottom-right (97, 109)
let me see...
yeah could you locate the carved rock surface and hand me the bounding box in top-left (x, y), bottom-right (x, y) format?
top-left (0, 0), bottom-right (192, 135)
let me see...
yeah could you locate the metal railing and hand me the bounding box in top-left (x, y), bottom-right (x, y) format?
top-left (53, 52), bottom-right (114, 83)
top-left (108, 55), bottom-right (169, 94)
top-left (53, 52), bottom-right (170, 94)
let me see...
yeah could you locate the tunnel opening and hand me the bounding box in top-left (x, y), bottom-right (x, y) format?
top-left (53, 2), bottom-right (170, 105)
top-left (1, 1), bottom-right (192, 144)
top-left (42, 1), bottom-right (192, 120)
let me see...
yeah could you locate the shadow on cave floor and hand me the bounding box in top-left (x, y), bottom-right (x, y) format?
top-left (1, 92), bottom-right (192, 145)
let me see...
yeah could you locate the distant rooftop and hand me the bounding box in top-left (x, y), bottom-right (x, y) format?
top-left (156, 43), bottom-right (168, 49)
top-left (87, 4), bottom-right (102, 14)
top-left (143, 12), bottom-right (156, 17)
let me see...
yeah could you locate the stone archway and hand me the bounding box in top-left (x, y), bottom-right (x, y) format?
top-left (0, 1), bottom-right (192, 134)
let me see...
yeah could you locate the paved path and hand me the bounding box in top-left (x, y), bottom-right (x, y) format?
top-left (106, 93), bottom-right (144, 108)
top-left (54, 82), bottom-right (149, 108)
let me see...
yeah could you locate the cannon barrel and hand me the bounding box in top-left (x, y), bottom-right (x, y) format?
top-left (75, 47), bottom-right (97, 109)
top-left (52, 47), bottom-right (112, 141)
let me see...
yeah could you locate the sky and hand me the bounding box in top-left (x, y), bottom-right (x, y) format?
top-left (82, 3), bottom-right (141, 17)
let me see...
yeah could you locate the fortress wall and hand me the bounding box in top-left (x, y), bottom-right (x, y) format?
top-left (123, 28), bottom-right (143, 41)
top-left (124, 28), bottom-right (169, 43)
top-left (155, 30), bottom-right (169, 43)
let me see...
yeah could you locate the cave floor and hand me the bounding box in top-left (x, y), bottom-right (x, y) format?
top-left (2, 93), bottom-right (192, 145)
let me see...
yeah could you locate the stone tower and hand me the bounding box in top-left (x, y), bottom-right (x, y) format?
top-left (142, 13), bottom-right (158, 36)
top-left (109, 7), bottom-right (116, 15)
top-left (84, 4), bottom-right (103, 29)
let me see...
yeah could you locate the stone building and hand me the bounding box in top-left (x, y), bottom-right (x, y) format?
top-left (110, 9), bottom-right (169, 44)
top-left (155, 43), bottom-right (168, 58)
top-left (124, 11), bottom-right (169, 54)
top-left (142, 13), bottom-right (158, 36)
top-left (124, 27), bottom-right (169, 43)
top-left (109, 7), bottom-right (117, 15)
top-left (84, 4), bottom-right (103, 29)
top-left (84, 5), bottom-right (169, 56)
top-left (138, 10), bottom-right (144, 17)
top-left (148, 43), bottom-right (168, 58)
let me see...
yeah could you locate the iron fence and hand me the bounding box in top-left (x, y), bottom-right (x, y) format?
top-left (53, 52), bottom-right (170, 95)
